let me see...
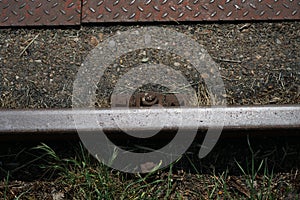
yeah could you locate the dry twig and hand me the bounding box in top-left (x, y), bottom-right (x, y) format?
top-left (19, 34), bottom-right (40, 57)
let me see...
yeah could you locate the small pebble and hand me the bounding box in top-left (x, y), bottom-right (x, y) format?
top-left (276, 38), bottom-right (282, 45)
top-left (89, 36), bottom-right (99, 47)
top-left (201, 73), bottom-right (209, 79)
top-left (255, 55), bottom-right (262, 60)
top-left (174, 62), bottom-right (180, 67)
top-left (98, 33), bottom-right (104, 42)
top-left (141, 51), bottom-right (147, 56)
top-left (141, 57), bottom-right (149, 63)
top-left (242, 69), bottom-right (247, 75)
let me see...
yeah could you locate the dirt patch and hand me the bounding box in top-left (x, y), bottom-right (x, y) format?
top-left (0, 22), bottom-right (299, 108)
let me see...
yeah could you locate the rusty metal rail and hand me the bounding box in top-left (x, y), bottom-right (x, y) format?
top-left (0, 0), bottom-right (299, 26)
top-left (0, 105), bottom-right (299, 134)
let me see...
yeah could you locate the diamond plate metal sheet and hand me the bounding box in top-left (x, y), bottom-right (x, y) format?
top-left (0, 0), bottom-right (81, 26)
top-left (82, 0), bottom-right (300, 23)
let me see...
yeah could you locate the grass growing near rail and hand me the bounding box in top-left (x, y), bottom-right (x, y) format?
top-left (33, 143), bottom-right (182, 199)
top-left (1, 136), bottom-right (299, 199)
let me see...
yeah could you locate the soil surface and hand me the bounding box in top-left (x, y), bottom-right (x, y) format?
top-left (0, 22), bottom-right (299, 108)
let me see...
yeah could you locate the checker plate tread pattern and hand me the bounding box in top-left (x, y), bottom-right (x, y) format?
top-left (0, 0), bottom-right (299, 26)
top-left (81, 0), bottom-right (300, 23)
top-left (0, 0), bottom-right (81, 26)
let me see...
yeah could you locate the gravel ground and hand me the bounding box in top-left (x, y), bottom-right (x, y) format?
top-left (0, 22), bottom-right (299, 108)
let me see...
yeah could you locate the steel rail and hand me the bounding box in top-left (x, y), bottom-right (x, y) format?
top-left (0, 105), bottom-right (299, 134)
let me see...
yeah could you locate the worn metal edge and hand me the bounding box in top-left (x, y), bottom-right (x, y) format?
top-left (0, 105), bottom-right (299, 134)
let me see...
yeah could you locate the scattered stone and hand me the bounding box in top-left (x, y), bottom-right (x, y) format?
top-left (276, 38), bottom-right (282, 45)
top-left (141, 57), bottom-right (149, 63)
top-left (174, 62), bottom-right (180, 67)
top-left (89, 35), bottom-right (99, 47)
